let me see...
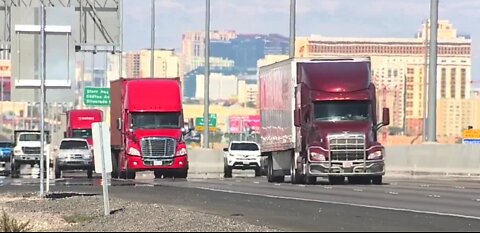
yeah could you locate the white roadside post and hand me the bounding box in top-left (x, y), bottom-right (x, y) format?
top-left (92, 122), bottom-right (112, 216)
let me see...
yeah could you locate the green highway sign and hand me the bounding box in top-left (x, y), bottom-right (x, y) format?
top-left (84, 87), bottom-right (111, 106)
top-left (195, 114), bottom-right (217, 128)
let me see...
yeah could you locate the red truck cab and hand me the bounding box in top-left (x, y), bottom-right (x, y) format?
top-left (110, 78), bottom-right (194, 180)
top-left (66, 109), bottom-right (103, 146)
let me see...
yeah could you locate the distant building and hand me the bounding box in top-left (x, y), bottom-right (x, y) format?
top-left (195, 73), bottom-right (238, 101)
top-left (125, 51), bottom-right (141, 78)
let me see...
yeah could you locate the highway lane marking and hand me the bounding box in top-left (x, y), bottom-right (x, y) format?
top-left (388, 191), bottom-right (399, 195)
top-left (353, 189), bottom-right (363, 192)
top-left (428, 194), bottom-right (441, 198)
top-left (253, 181), bottom-right (260, 184)
top-left (196, 187), bottom-right (480, 221)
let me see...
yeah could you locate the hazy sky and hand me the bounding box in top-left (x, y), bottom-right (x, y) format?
top-left (123, 0), bottom-right (479, 81)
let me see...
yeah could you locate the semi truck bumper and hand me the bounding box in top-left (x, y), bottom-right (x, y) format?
top-left (307, 160), bottom-right (385, 177)
top-left (125, 155), bottom-right (189, 171)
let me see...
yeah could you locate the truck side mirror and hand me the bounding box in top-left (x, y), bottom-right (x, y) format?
top-left (63, 132), bottom-right (67, 138)
top-left (188, 118), bottom-right (195, 131)
top-left (116, 118), bottom-right (122, 131)
top-left (382, 108), bottom-right (390, 126)
top-left (223, 148), bottom-right (229, 152)
top-left (294, 109), bottom-right (301, 127)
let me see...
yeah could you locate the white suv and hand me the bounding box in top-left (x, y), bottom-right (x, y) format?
top-left (223, 141), bottom-right (262, 178)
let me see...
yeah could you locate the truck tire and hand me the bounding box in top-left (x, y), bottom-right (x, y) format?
top-left (224, 166), bottom-right (233, 178)
top-left (154, 171), bottom-right (164, 179)
top-left (87, 169), bottom-right (93, 179)
top-left (304, 176), bottom-right (316, 185)
top-left (174, 169), bottom-right (188, 179)
top-left (120, 170), bottom-right (136, 180)
top-left (111, 152), bottom-right (119, 179)
top-left (328, 176), bottom-right (345, 185)
top-left (372, 176), bottom-right (383, 185)
top-left (55, 166), bottom-right (62, 179)
top-left (254, 167), bottom-right (262, 177)
top-left (10, 160), bottom-right (20, 179)
top-left (267, 156), bottom-right (284, 183)
top-left (290, 156), bottom-right (304, 184)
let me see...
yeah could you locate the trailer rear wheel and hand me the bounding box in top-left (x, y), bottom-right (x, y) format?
top-left (267, 156), bottom-right (284, 183)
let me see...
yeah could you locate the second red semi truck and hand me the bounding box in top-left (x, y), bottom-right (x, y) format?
top-left (258, 57), bottom-right (390, 185)
top-left (110, 78), bottom-right (194, 180)
top-left (65, 109), bottom-right (103, 146)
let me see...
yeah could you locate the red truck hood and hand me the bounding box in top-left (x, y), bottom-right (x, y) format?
top-left (309, 121), bottom-right (379, 148)
top-left (132, 129), bottom-right (183, 141)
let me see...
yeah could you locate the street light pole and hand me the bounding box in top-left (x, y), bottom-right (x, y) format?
top-left (426, 0), bottom-right (438, 142)
top-left (289, 0), bottom-right (296, 58)
top-left (150, 0), bottom-right (156, 77)
top-left (203, 0), bottom-right (211, 148)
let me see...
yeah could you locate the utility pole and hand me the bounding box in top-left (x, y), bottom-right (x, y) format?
top-left (289, 0), bottom-right (296, 58)
top-left (150, 0), bottom-right (156, 77)
top-left (422, 19), bottom-right (429, 141)
top-left (203, 0), bottom-right (211, 148)
top-left (426, 0), bottom-right (438, 142)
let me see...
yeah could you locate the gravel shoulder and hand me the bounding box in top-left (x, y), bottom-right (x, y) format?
top-left (0, 192), bottom-right (278, 232)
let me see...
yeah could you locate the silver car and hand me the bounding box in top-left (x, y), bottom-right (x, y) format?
top-left (55, 138), bottom-right (94, 179)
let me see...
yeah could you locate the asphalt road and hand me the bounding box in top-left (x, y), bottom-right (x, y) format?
top-left (1, 172), bottom-right (480, 231)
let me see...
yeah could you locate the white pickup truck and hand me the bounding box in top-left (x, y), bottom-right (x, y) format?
top-left (223, 141), bottom-right (264, 178)
top-left (11, 130), bottom-right (52, 178)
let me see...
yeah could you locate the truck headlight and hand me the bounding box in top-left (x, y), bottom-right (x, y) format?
top-left (176, 148), bottom-right (187, 157)
top-left (311, 152), bottom-right (327, 161)
top-left (368, 151), bottom-right (384, 160)
top-left (128, 147), bottom-right (141, 156)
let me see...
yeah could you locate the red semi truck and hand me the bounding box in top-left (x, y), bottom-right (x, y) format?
top-left (110, 78), bottom-right (194, 180)
top-left (65, 109), bottom-right (103, 145)
top-left (258, 57), bottom-right (390, 185)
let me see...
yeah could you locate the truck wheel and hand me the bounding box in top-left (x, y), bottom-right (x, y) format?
top-left (10, 160), bottom-right (20, 179)
top-left (154, 171), bottom-right (164, 179)
top-left (304, 176), bottom-right (316, 185)
top-left (224, 166), bottom-right (233, 178)
top-left (87, 169), bottom-right (93, 179)
top-left (120, 170), bottom-right (136, 180)
top-left (372, 176), bottom-right (383, 185)
top-left (174, 169), bottom-right (188, 179)
top-left (328, 176), bottom-right (345, 185)
top-left (267, 156), bottom-right (284, 183)
top-left (111, 153), bottom-right (119, 179)
top-left (290, 157), bottom-right (304, 184)
top-left (254, 167), bottom-right (262, 177)
top-left (55, 166), bottom-right (62, 179)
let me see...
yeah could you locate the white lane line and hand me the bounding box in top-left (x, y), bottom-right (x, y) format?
top-left (388, 191), bottom-right (399, 195)
top-left (274, 184), bottom-right (281, 186)
top-left (455, 186), bottom-right (465, 189)
top-left (323, 186), bottom-right (333, 189)
top-left (353, 189), bottom-right (363, 192)
top-left (253, 181), bottom-right (260, 184)
top-left (196, 187), bottom-right (480, 221)
top-left (475, 199), bottom-right (480, 202)
top-left (428, 194), bottom-right (441, 198)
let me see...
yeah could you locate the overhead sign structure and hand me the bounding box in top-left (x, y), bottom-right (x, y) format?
top-left (462, 129), bottom-right (480, 145)
top-left (10, 6), bottom-right (76, 103)
top-left (84, 87), bottom-right (111, 106)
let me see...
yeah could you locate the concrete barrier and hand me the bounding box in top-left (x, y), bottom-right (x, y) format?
top-left (386, 144), bottom-right (480, 177)
top-left (188, 149), bottom-right (225, 179)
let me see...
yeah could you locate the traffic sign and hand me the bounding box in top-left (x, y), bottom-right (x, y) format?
top-left (463, 129), bottom-right (480, 139)
top-left (462, 139), bottom-right (480, 145)
top-left (195, 126), bottom-right (217, 132)
top-left (195, 114), bottom-right (217, 127)
top-left (84, 87), bottom-right (111, 106)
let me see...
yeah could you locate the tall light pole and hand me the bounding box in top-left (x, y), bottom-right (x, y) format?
top-left (422, 19), bottom-right (429, 141)
top-left (426, 0), bottom-right (438, 142)
top-left (203, 0), bottom-right (211, 148)
top-left (289, 0), bottom-right (296, 58)
top-left (150, 0), bottom-right (156, 77)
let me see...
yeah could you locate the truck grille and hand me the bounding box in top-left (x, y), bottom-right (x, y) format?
top-left (22, 147), bottom-right (41, 155)
top-left (141, 138), bottom-right (176, 159)
top-left (328, 134), bottom-right (365, 161)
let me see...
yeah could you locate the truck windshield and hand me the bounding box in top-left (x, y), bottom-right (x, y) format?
top-left (131, 112), bottom-right (181, 129)
top-left (231, 143), bottom-right (259, 151)
top-left (60, 141), bottom-right (89, 150)
top-left (314, 101), bottom-right (371, 122)
top-left (19, 134), bottom-right (41, 141)
top-left (72, 129), bottom-right (92, 138)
